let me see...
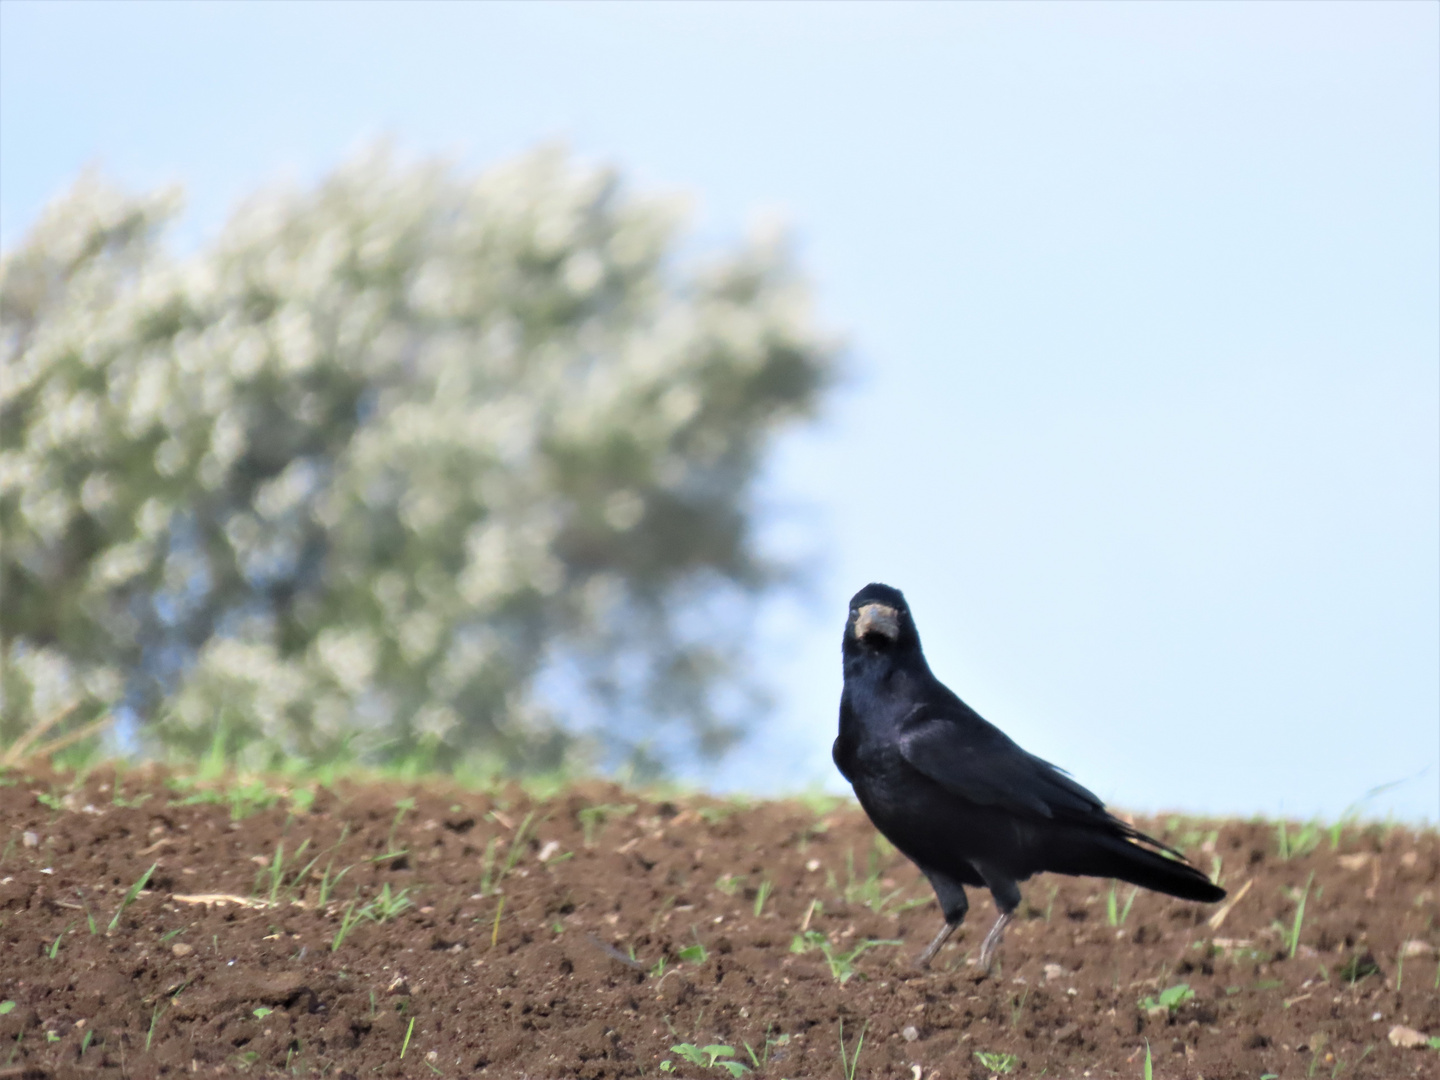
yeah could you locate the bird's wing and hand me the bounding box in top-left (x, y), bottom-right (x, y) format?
top-left (896, 713), bottom-right (1106, 822)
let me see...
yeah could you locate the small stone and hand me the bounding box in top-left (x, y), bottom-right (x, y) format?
top-left (1043, 963), bottom-right (1065, 982)
top-left (1400, 939), bottom-right (1435, 958)
top-left (1387, 1025), bottom-right (1429, 1049)
top-left (901, 1025), bottom-right (919, 1042)
top-left (805, 859), bottom-right (821, 872)
top-left (21, 831), bottom-right (38, 848)
top-left (171, 942), bottom-right (193, 957)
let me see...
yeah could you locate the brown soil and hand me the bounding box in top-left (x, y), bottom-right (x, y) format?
top-left (1, 764), bottom-right (1436, 1079)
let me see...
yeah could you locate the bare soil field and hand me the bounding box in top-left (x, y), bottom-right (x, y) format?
top-left (1, 764), bottom-right (1436, 1079)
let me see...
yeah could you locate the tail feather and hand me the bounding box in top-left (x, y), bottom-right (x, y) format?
top-left (1050, 824), bottom-right (1226, 903)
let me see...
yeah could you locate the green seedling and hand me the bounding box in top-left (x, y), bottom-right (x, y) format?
top-left (174, 776), bottom-right (281, 821)
top-left (697, 803), bottom-right (741, 825)
top-left (490, 896), bottom-right (505, 948)
top-left (715, 873), bottom-right (744, 896)
top-left (331, 900), bottom-right (365, 951)
top-left (366, 846), bottom-right (409, 864)
top-left (661, 1043), bottom-right (749, 1077)
top-left (577, 803), bottom-right (635, 847)
top-left (477, 837), bottom-right (500, 895)
top-left (1140, 982), bottom-right (1195, 1016)
top-left (1143, 1039), bottom-right (1153, 1080)
top-left (366, 882), bottom-right (413, 921)
top-left (144, 1003), bottom-right (164, 1051)
top-left (838, 1019), bottom-right (867, 1080)
top-left (974, 1050), bottom-right (1017, 1074)
top-left (47, 923), bottom-right (72, 959)
top-left (832, 838), bottom-right (916, 915)
top-left (790, 930), bottom-right (901, 984)
top-left (253, 1007), bottom-right (273, 1019)
top-left (1106, 882), bottom-right (1139, 926)
top-left (74, 892), bottom-right (98, 933)
top-left (316, 858), bottom-right (353, 907)
top-left (742, 1025), bottom-right (789, 1070)
top-left (0, 1002), bottom-right (14, 1015)
top-left (1337, 952), bottom-right (1381, 985)
top-left (475, 810), bottom-right (535, 896)
top-left (260, 838), bottom-right (317, 906)
top-left (80, 1029), bottom-right (93, 1056)
top-left (109, 861), bottom-right (157, 931)
top-left (679, 929), bottom-right (709, 964)
top-left (1277, 819), bottom-right (1321, 861)
top-left (1042, 883), bottom-right (1060, 922)
top-left (753, 879), bottom-right (773, 917)
top-left (1287, 872), bottom-right (1315, 958)
top-left (388, 796), bottom-right (416, 850)
top-left (1010, 988), bottom-right (1029, 1029)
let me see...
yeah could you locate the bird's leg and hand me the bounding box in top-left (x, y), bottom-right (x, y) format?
top-left (914, 919), bottom-right (960, 968)
top-left (977, 910), bottom-right (1013, 974)
top-left (915, 870), bottom-right (969, 969)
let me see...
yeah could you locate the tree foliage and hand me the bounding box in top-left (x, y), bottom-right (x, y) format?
top-left (0, 148), bottom-right (835, 772)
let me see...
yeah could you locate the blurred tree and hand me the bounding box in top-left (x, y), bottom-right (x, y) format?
top-left (0, 147), bottom-right (835, 773)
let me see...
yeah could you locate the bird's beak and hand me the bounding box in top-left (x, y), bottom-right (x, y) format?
top-left (854, 603), bottom-right (900, 642)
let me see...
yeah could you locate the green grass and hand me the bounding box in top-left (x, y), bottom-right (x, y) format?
top-left (790, 930), bottom-right (901, 984)
top-left (1106, 882), bottom-right (1139, 926)
top-left (1277, 819), bottom-right (1323, 861)
top-left (661, 1043), bottom-right (749, 1077)
top-left (828, 836), bottom-right (928, 916)
top-left (46, 923), bottom-right (71, 959)
top-left (476, 810), bottom-right (535, 896)
top-left (1287, 872), bottom-right (1316, 958)
top-left (678, 929), bottom-right (708, 965)
top-left (1140, 983), bottom-right (1194, 1016)
top-left (109, 862), bottom-right (157, 931)
top-left (752, 879), bottom-right (773, 917)
top-left (837, 1019), bottom-right (867, 1080)
top-left (741, 1025), bottom-right (790, 1071)
top-left (577, 803), bottom-right (636, 847)
top-left (974, 1049), bottom-right (1018, 1074)
top-left (330, 882), bottom-right (416, 951)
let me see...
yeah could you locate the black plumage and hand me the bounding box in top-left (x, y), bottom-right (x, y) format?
top-left (833, 582), bottom-right (1225, 971)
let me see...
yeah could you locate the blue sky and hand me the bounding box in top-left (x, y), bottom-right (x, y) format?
top-left (3, 1), bottom-right (1436, 822)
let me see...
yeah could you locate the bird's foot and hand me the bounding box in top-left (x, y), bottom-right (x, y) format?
top-left (913, 919), bottom-right (960, 968)
top-left (976, 910), bottom-right (1013, 974)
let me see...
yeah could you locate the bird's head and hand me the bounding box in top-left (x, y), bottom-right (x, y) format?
top-left (844, 582), bottom-right (922, 655)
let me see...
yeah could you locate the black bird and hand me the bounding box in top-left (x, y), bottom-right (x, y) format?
top-left (833, 583), bottom-right (1225, 971)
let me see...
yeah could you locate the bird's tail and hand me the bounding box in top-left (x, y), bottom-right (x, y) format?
top-left (1055, 824), bottom-right (1226, 903)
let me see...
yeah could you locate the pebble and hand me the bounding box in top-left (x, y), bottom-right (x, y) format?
top-left (1387, 1025), bottom-right (1430, 1049)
